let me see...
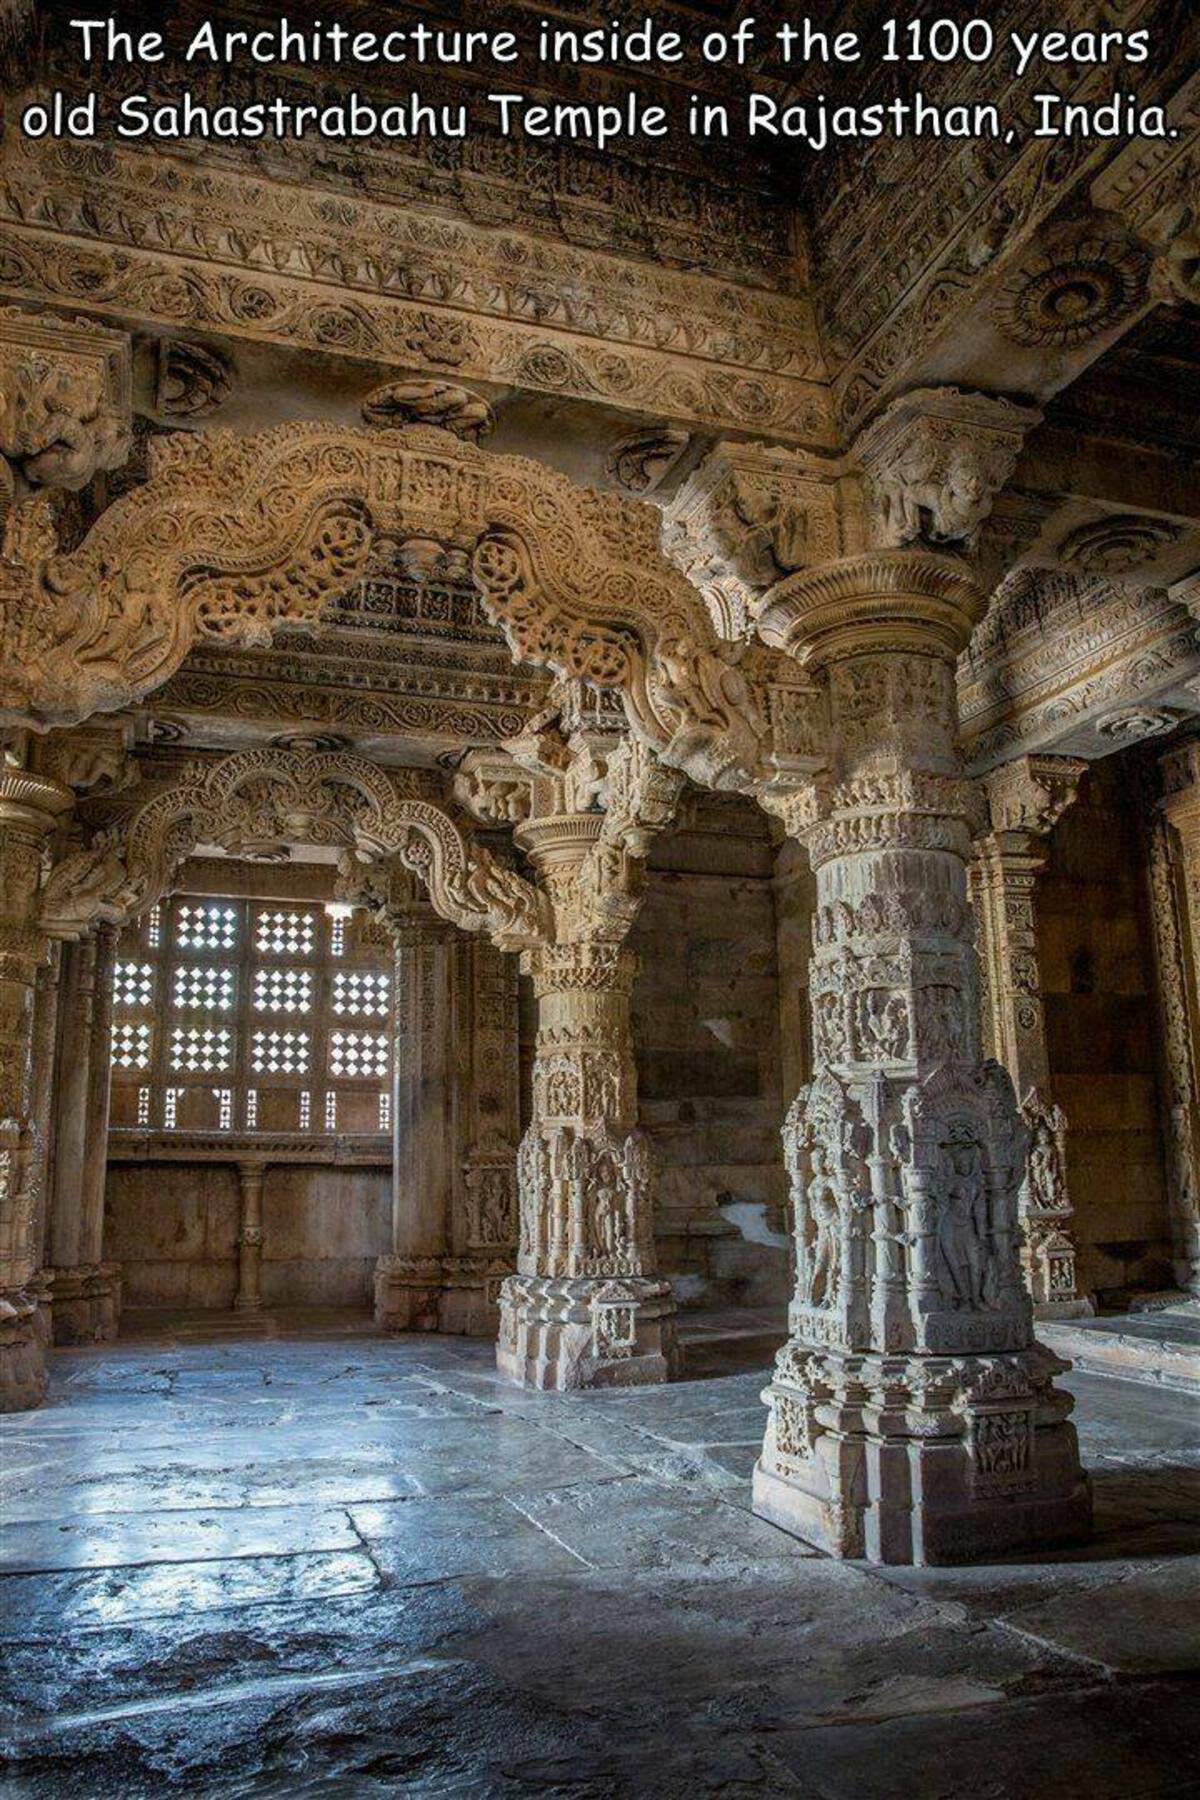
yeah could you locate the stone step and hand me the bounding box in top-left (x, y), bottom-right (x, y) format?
top-left (1039, 1305), bottom-right (1200, 1394)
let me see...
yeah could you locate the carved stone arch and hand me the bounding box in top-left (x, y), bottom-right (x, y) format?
top-left (0, 420), bottom-right (801, 794)
top-left (38, 746), bottom-right (550, 950)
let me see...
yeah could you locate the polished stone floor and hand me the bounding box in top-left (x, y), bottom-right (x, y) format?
top-left (1, 1309), bottom-right (1198, 1798)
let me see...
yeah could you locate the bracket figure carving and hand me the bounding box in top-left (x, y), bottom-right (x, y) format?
top-left (0, 308), bottom-right (132, 510)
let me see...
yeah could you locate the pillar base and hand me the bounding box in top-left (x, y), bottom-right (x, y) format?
top-left (752, 1341), bottom-right (1091, 1566)
top-left (497, 1274), bottom-right (679, 1390)
top-left (374, 1254), bottom-right (512, 1337)
top-left (0, 1291), bottom-right (47, 1411)
top-left (46, 1263), bottom-right (122, 1345)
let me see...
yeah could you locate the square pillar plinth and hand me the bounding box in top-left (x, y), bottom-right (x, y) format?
top-left (497, 1275), bottom-right (679, 1390)
top-left (752, 1345), bottom-right (1091, 1566)
top-left (374, 1254), bottom-right (509, 1338)
top-left (46, 1264), bottom-right (122, 1346)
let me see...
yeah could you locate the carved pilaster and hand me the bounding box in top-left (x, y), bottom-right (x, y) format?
top-left (1151, 742), bottom-right (1200, 1292)
top-left (971, 756), bottom-right (1090, 1317)
top-left (751, 551), bottom-right (1090, 1565)
top-left (374, 898), bottom-right (465, 1334)
top-left (460, 936), bottom-right (520, 1289)
top-left (0, 763), bottom-right (72, 1408)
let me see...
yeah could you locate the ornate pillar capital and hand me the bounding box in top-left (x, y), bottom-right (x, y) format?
top-left (755, 548), bottom-right (986, 668)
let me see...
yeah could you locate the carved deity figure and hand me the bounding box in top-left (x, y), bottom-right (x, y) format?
top-left (936, 1135), bottom-right (990, 1311)
top-left (803, 1142), bottom-right (842, 1308)
top-left (1020, 1090), bottom-right (1069, 1216)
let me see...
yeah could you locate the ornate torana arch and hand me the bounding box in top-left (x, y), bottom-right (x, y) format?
top-left (0, 422), bottom-right (818, 794)
top-left (39, 747), bottom-right (550, 949)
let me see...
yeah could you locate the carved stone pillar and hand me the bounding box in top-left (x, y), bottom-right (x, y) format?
top-left (26, 943), bottom-right (62, 1346)
top-left (971, 758), bottom-right (1091, 1318)
top-left (234, 1162), bottom-right (265, 1313)
top-left (0, 765), bottom-right (72, 1409)
top-left (374, 902), bottom-right (462, 1333)
top-left (1152, 742), bottom-right (1200, 1292)
top-left (450, 936), bottom-right (520, 1333)
top-left (80, 922), bottom-right (120, 1337)
top-left (751, 552), bottom-right (1090, 1564)
top-left (500, 930), bottom-right (675, 1389)
top-left (454, 694), bottom-right (684, 1387)
top-left (45, 925), bottom-right (120, 1344)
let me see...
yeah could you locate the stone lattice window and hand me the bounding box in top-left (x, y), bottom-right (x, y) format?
top-left (109, 894), bottom-right (393, 1137)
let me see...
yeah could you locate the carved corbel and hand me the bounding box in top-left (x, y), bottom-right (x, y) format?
top-left (452, 752), bottom-right (534, 826)
top-left (980, 755), bottom-right (1088, 853)
top-left (0, 310), bottom-right (132, 511)
top-left (854, 388), bottom-right (1041, 552)
top-left (661, 441), bottom-right (847, 639)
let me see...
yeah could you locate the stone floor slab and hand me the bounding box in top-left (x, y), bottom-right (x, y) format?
top-left (1, 1318), bottom-right (1197, 1796)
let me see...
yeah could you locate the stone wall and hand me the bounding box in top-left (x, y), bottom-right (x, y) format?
top-left (631, 795), bottom-right (791, 1310)
top-left (1038, 757), bottom-right (1174, 1296)
top-left (105, 1164), bottom-right (240, 1310)
top-left (105, 1164), bottom-right (391, 1310)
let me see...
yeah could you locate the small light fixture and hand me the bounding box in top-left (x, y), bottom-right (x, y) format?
top-left (324, 901), bottom-right (355, 920)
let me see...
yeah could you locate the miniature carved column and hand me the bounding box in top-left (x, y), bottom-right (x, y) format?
top-left (0, 765), bottom-right (73, 1409)
top-left (971, 758), bottom-right (1091, 1318)
top-left (374, 901), bottom-right (462, 1333)
top-left (751, 551), bottom-right (1090, 1564)
top-left (234, 1161), bottom-right (265, 1312)
top-left (1151, 742), bottom-right (1200, 1292)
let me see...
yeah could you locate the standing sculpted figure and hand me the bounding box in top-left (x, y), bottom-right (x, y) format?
top-left (804, 1141), bottom-right (842, 1308)
top-left (937, 1138), bottom-right (990, 1310)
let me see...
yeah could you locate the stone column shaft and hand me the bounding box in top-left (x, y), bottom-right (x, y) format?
top-left (970, 756), bottom-right (1090, 1318)
top-left (48, 934), bottom-right (95, 1275)
top-left (44, 922), bottom-right (122, 1342)
top-left (26, 944), bottom-right (62, 1345)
